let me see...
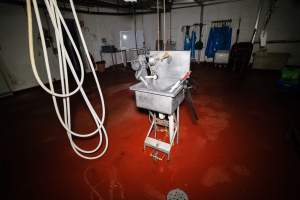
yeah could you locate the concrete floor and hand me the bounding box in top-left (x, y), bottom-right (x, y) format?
top-left (1, 64), bottom-right (300, 199)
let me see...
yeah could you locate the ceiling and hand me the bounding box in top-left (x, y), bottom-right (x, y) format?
top-left (67, 0), bottom-right (219, 9)
top-left (3, 0), bottom-right (241, 15)
top-left (46, 0), bottom-right (218, 10)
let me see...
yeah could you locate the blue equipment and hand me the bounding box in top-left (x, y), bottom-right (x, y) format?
top-left (190, 31), bottom-right (197, 59)
top-left (205, 24), bottom-right (232, 58)
top-left (183, 26), bottom-right (191, 50)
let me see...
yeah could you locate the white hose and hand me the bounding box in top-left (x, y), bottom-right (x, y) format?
top-left (26, 0), bottom-right (108, 159)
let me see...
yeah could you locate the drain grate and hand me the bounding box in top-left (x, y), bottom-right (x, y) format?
top-left (167, 188), bottom-right (188, 200)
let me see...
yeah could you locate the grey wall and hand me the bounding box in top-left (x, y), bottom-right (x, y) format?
top-left (136, 0), bottom-right (300, 64)
top-left (0, 3), bottom-right (132, 91)
top-left (0, 4), bottom-right (56, 91)
top-left (0, 0), bottom-right (300, 91)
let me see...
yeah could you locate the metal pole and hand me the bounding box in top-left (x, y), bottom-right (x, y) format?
top-left (157, 0), bottom-right (160, 50)
top-left (169, 7), bottom-right (172, 42)
top-left (163, 0), bottom-right (166, 51)
top-left (198, 5), bottom-right (204, 61)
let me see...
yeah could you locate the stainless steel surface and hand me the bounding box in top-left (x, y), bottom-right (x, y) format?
top-left (130, 79), bottom-right (183, 97)
top-left (130, 51), bottom-right (190, 114)
top-left (149, 51), bottom-right (190, 86)
top-left (134, 89), bottom-right (184, 115)
top-left (131, 51), bottom-right (190, 159)
top-left (144, 109), bottom-right (179, 160)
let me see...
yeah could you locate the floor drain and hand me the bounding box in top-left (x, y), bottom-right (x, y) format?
top-left (167, 188), bottom-right (188, 200)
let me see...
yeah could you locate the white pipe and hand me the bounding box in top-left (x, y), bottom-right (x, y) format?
top-left (26, 0), bottom-right (108, 159)
top-left (29, 1), bottom-right (85, 98)
top-left (39, 0), bottom-right (101, 138)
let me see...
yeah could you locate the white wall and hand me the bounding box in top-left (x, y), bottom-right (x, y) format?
top-left (0, 4), bottom-right (58, 91)
top-left (257, 0), bottom-right (300, 65)
top-left (77, 13), bottom-right (132, 66)
top-left (136, 0), bottom-right (300, 65)
top-left (1, 1), bottom-right (300, 91)
top-left (0, 3), bottom-right (132, 91)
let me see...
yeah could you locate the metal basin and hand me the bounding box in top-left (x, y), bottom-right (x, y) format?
top-left (130, 51), bottom-right (190, 115)
top-left (130, 80), bottom-right (185, 115)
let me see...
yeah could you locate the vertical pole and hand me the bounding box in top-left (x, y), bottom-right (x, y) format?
top-left (198, 5), bottom-right (204, 62)
top-left (157, 0), bottom-right (160, 50)
top-left (163, 0), bottom-right (166, 51)
top-left (133, 8), bottom-right (137, 50)
top-left (169, 114), bottom-right (174, 144)
top-left (154, 113), bottom-right (157, 139)
top-left (169, 7), bottom-right (172, 42)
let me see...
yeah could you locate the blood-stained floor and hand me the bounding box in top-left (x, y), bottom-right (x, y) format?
top-left (1, 64), bottom-right (300, 199)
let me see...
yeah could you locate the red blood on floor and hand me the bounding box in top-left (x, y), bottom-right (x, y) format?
top-left (1, 64), bottom-right (300, 199)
